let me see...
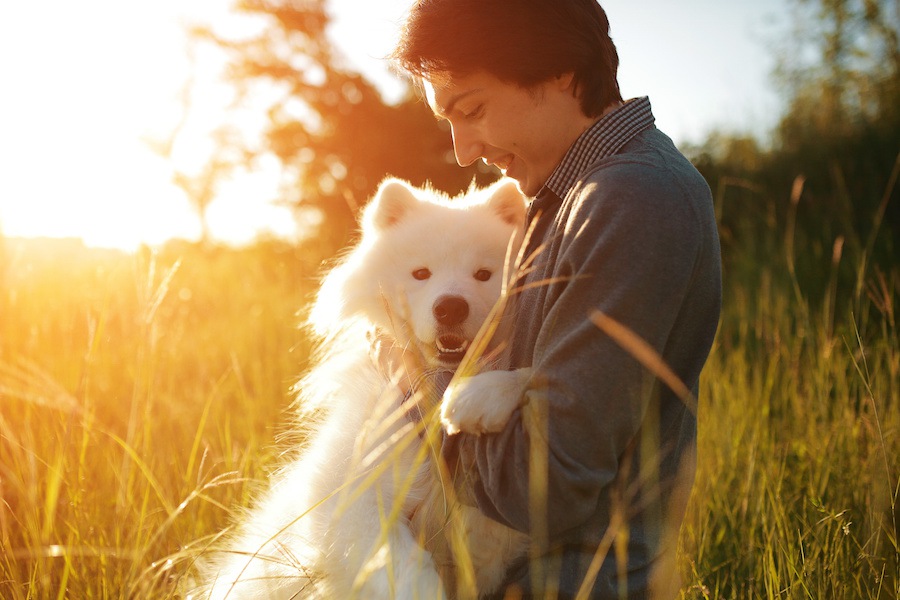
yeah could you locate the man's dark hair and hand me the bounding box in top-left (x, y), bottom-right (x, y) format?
top-left (392, 0), bottom-right (623, 118)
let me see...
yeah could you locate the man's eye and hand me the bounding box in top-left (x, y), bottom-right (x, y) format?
top-left (412, 268), bottom-right (431, 281)
top-left (474, 269), bottom-right (492, 282)
top-left (463, 105), bottom-right (484, 119)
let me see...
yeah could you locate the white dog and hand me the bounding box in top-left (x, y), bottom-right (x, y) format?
top-left (198, 178), bottom-right (530, 599)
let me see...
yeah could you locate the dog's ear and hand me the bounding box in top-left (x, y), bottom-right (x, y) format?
top-left (364, 178), bottom-right (420, 231)
top-left (484, 178), bottom-right (527, 227)
top-left (310, 179), bottom-right (418, 335)
top-left (309, 257), bottom-right (370, 336)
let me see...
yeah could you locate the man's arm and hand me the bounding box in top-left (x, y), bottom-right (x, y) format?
top-left (443, 158), bottom-right (717, 537)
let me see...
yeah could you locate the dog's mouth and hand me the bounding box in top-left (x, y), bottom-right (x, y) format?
top-left (436, 333), bottom-right (469, 365)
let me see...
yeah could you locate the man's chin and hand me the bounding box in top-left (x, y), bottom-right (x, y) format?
top-left (506, 170), bottom-right (540, 198)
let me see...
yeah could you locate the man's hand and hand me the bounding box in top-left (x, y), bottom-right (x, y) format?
top-left (441, 368), bottom-right (532, 435)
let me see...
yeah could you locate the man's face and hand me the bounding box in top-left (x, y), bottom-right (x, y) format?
top-left (425, 71), bottom-right (590, 197)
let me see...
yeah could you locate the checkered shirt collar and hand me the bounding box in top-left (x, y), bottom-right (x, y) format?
top-left (544, 96), bottom-right (655, 199)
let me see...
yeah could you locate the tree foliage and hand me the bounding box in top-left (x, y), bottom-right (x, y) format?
top-left (689, 0), bottom-right (898, 321)
top-left (196, 0), bottom-right (497, 252)
top-left (775, 0), bottom-right (899, 141)
top-left (772, 0), bottom-right (899, 233)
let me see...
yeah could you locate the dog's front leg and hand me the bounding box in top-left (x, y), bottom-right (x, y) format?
top-left (335, 518), bottom-right (446, 599)
top-left (440, 367), bottom-right (532, 435)
top-left (322, 457), bottom-right (447, 599)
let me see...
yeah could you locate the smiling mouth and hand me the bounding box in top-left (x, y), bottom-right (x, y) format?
top-left (485, 156), bottom-right (513, 173)
top-left (436, 334), bottom-right (469, 364)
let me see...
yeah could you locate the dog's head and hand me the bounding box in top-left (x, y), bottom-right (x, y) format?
top-left (311, 177), bottom-right (526, 367)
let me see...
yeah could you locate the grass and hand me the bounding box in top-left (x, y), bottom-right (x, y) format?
top-left (683, 272), bottom-right (899, 598)
top-left (0, 238), bottom-right (315, 597)
top-left (0, 199), bottom-right (897, 598)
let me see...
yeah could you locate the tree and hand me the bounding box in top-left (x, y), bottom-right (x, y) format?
top-left (772, 0), bottom-right (899, 259)
top-left (170, 126), bottom-right (243, 246)
top-left (689, 0), bottom-right (898, 314)
top-left (775, 0), bottom-right (899, 141)
top-left (194, 0), bottom-right (496, 252)
top-left (145, 39), bottom-right (247, 246)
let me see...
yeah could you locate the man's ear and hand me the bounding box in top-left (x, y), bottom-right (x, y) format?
top-left (364, 177), bottom-right (420, 231)
top-left (556, 72), bottom-right (577, 92)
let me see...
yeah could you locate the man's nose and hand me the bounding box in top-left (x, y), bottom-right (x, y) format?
top-left (450, 124), bottom-right (482, 167)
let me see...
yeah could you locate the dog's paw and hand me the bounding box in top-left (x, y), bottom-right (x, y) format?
top-left (387, 550), bottom-right (447, 600)
top-left (395, 568), bottom-right (446, 600)
top-left (441, 368), bottom-right (531, 435)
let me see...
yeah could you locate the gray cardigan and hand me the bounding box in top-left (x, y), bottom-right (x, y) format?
top-left (445, 121), bottom-right (722, 598)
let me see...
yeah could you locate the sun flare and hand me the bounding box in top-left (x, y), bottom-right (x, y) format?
top-left (0, 0), bottom-right (298, 252)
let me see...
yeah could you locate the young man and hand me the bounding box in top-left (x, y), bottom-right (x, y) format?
top-left (390, 1), bottom-right (722, 598)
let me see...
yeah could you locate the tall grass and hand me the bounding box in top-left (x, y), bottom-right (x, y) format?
top-left (683, 272), bottom-right (898, 598)
top-left (680, 166), bottom-right (899, 598)
top-left (0, 239), bottom-right (315, 597)
top-left (0, 178), bottom-right (897, 600)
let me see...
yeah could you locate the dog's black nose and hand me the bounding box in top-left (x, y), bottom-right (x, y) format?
top-left (433, 296), bottom-right (469, 326)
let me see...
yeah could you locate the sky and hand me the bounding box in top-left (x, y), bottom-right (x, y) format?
top-left (0, 0), bottom-right (786, 251)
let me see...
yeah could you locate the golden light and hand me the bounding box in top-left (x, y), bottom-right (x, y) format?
top-left (0, 0), bottom-right (780, 253)
top-left (0, 0), bottom-right (298, 251)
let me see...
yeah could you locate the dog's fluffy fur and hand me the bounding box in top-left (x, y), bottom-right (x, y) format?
top-left (197, 178), bottom-right (530, 599)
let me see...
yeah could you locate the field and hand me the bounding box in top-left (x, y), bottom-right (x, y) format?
top-left (0, 221), bottom-right (897, 598)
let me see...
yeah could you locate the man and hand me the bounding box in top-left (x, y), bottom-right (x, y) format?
top-left (389, 1), bottom-right (722, 598)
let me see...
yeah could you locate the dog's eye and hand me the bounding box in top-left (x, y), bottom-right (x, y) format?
top-left (474, 269), bottom-right (492, 282)
top-left (412, 268), bottom-right (431, 281)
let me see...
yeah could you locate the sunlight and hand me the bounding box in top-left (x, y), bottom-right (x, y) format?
top-left (0, 0), bottom-right (782, 252)
top-left (0, 0), bottom-right (296, 252)
top-left (0, 146), bottom-right (201, 250)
